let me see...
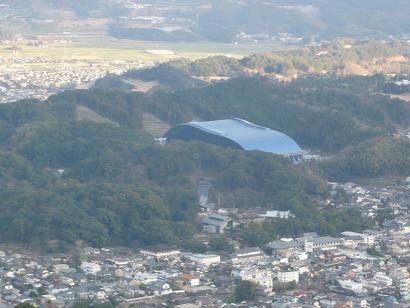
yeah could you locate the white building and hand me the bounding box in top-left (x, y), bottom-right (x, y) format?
top-left (53, 264), bottom-right (72, 273)
top-left (337, 279), bottom-right (365, 295)
top-left (295, 252), bottom-right (309, 261)
top-left (146, 281), bottom-right (172, 296)
top-left (181, 274), bottom-right (200, 287)
top-left (401, 278), bottom-right (410, 301)
top-left (186, 253), bottom-right (221, 266)
top-left (80, 262), bottom-right (101, 275)
top-left (261, 210), bottom-right (293, 219)
top-left (268, 235), bottom-right (343, 255)
top-left (277, 268), bottom-right (299, 284)
top-left (389, 267), bottom-right (410, 302)
top-left (389, 267), bottom-right (410, 284)
top-left (374, 272), bottom-right (393, 286)
top-left (140, 244), bottom-right (180, 259)
top-left (341, 231), bottom-right (375, 246)
top-left (145, 49), bottom-right (175, 55)
top-left (232, 268), bottom-right (273, 290)
top-left (297, 266), bottom-right (309, 275)
top-left (231, 247), bottom-right (266, 264)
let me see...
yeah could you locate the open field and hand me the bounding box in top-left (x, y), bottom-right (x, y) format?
top-left (76, 105), bottom-right (120, 127)
top-left (0, 33), bottom-right (292, 103)
top-left (125, 79), bottom-right (160, 92)
top-left (0, 45), bottom-right (261, 61)
top-left (0, 37), bottom-right (289, 62)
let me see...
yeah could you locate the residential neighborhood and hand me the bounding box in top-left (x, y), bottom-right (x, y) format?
top-left (0, 48), bottom-right (150, 104)
top-left (1, 1), bottom-right (410, 308)
top-left (0, 178), bottom-right (410, 307)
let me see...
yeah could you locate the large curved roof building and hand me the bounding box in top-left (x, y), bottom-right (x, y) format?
top-left (164, 118), bottom-right (304, 159)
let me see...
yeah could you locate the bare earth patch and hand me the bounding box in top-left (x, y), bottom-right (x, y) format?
top-left (125, 79), bottom-right (160, 92)
top-left (389, 94), bottom-right (410, 102)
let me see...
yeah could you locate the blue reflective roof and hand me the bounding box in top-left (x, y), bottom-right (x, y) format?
top-left (183, 118), bottom-right (303, 155)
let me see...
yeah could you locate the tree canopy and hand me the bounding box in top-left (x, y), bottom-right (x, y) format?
top-left (231, 280), bottom-right (257, 303)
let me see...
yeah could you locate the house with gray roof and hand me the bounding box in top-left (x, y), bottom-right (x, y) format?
top-left (202, 214), bottom-right (236, 234)
top-left (267, 236), bottom-right (343, 255)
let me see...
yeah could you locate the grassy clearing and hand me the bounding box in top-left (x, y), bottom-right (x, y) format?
top-left (142, 112), bottom-right (170, 138)
top-left (0, 46), bottom-right (225, 63)
top-left (124, 79), bottom-right (159, 92)
top-left (76, 105), bottom-right (120, 127)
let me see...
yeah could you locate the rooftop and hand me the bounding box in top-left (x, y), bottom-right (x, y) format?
top-left (140, 244), bottom-right (180, 253)
top-left (165, 118), bottom-right (303, 156)
top-left (233, 247), bottom-right (264, 256)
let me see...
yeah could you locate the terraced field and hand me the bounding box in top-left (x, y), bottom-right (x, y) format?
top-left (142, 112), bottom-right (170, 138)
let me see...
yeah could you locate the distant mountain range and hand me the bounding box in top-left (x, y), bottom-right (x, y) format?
top-left (2, 0), bottom-right (410, 42)
top-left (1, 0), bottom-right (117, 18)
top-left (195, 0), bottom-right (410, 41)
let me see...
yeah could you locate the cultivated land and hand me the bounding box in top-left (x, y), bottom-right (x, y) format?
top-left (0, 39), bottom-right (288, 62)
top-left (142, 112), bottom-right (170, 138)
top-left (0, 35), bottom-right (290, 103)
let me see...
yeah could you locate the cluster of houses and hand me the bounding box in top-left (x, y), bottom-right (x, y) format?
top-left (0, 177), bottom-right (410, 307)
top-left (0, 225), bottom-right (406, 307)
top-left (0, 42), bottom-right (150, 104)
top-left (399, 129), bottom-right (410, 140)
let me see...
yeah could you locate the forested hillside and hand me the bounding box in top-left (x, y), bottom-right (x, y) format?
top-left (143, 76), bottom-right (410, 152)
top-left (0, 94), bottom-right (341, 251)
top-left (1, 0), bottom-right (126, 18)
top-left (5, 1), bottom-right (410, 42)
top-left (105, 47), bottom-right (410, 153)
top-left (55, 73), bottom-right (410, 159)
top-left (107, 0), bottom-right (410, 43)
top-left (1, 71), bottom-right (409, 251)
top-left (123, 41), bottom-right (410, 83)
top-left (194, 0), bottom-right (410, 42)
top-left (321, 137), bottom-right (410, 181)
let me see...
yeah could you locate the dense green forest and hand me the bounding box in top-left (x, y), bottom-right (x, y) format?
top-left (241, 40), bottom-right (410, 77)
top-left (107, 50), bottom-right (410, 153)
top-left (144, 76), bottom-right (410, 152)
top-left (123, 62), bottom-right (206, 91)
top-left (88, 72), bottom-right (410, 154)
top-left (322, 137), bottom-right (410, 181)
